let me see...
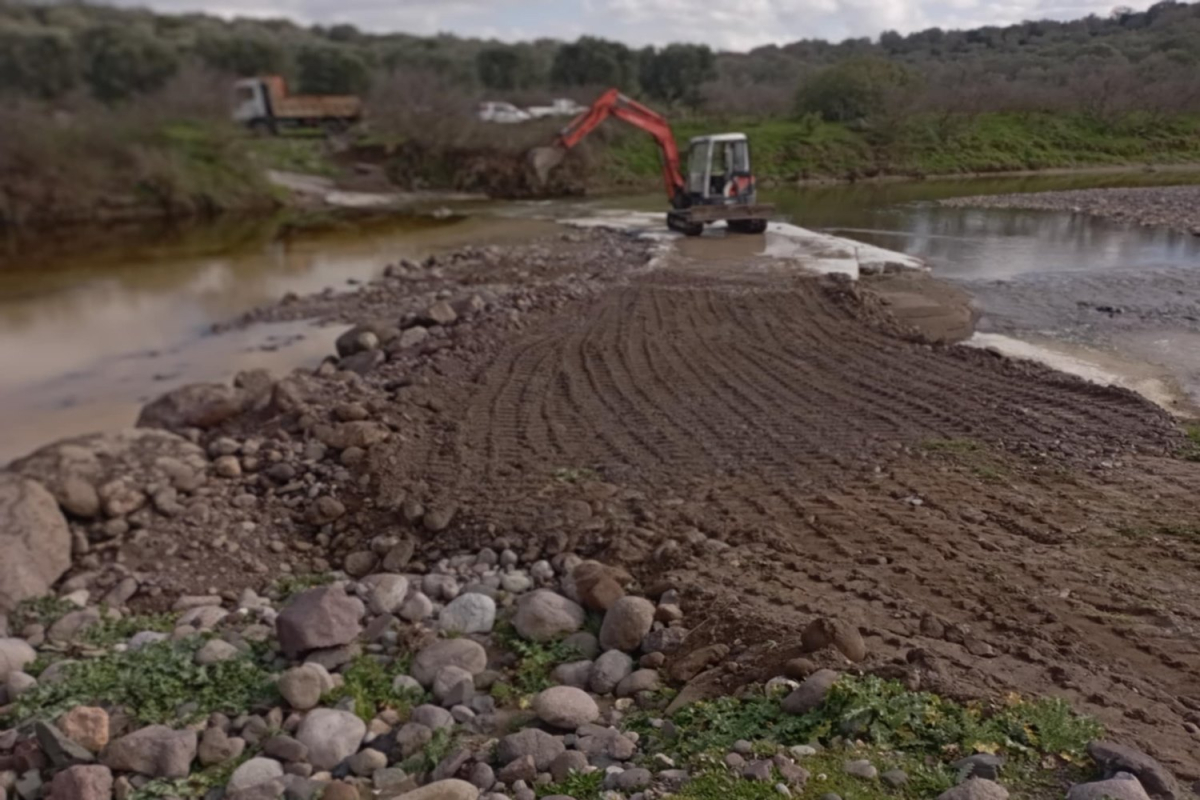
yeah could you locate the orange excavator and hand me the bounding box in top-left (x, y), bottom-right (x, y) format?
top-left (529, 89), bottom-right (773, 236)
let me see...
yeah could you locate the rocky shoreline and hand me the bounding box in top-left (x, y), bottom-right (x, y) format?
top-left (940, 185), bottom-right (1200, 234)
top-left (0, 227), bottom-right (1196, 800)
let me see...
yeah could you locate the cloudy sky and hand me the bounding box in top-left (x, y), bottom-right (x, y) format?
top-left (109, 0), bottom-right (1148, 50)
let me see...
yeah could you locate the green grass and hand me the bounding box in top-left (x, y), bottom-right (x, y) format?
top-left (400, 726), bottom-right (456, 775)
top-left (1183, 424), bottom-right (1200, 462)
top-left (324, 654), bottom-right (422, 721)
top-left (493, 622), bottom-right (582, 698)
top-left (536, 769), bottom-right (606, 800)
top-left (626, 676), bottom-right (1100, 800)
top-left (130, 756), bottom-right (250, 800)
top-left (79, 612), bottom-right (179, 648)
top-left (268, 572), bottom-right (335, 601)
top-left (9, 596), bottom-right (77, 631)
top-left (245, 137), bottom-right (340, 177)
top-left (602, 111), bottom-right (1200, 184)
top-left (6, 638), bottom-right (277, 726)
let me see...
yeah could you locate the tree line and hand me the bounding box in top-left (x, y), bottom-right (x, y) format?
top-left (3, 0), bottom-right (1200, 123)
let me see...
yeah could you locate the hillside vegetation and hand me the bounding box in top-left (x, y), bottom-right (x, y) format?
top-left (5, 0), bottom-right (1200, 223)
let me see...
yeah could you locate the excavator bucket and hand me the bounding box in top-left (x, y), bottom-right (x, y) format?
top-left (528, 145), bottom-right (567, 186)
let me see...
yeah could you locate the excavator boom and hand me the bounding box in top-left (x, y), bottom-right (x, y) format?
top-left (530, 88), bottom-right (686, 204)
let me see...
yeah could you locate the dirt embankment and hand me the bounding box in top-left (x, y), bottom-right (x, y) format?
top-left (5, 228), bottom-right (1200, 785)
top-left (942, 185), bottom-right (1200, 234)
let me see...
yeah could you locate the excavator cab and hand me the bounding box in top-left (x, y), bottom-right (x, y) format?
top-left (687, 134), bottom-right (756, 205)
top-left (672, 133), bottom-right (768, 235)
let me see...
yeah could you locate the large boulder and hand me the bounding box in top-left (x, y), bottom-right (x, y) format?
top-left (782, 670), bottom-right (840, 715)
top-left (49, 765), bottom-right (113, 800)
top-left (513, 590), bottom-right (585, 642)
top-left (8, 429), bottom-right (208, 518)
top-left (0, 474), bottom-right (71, 612)
top-left (497, 729), bottom-right (564, 771)
top-left (0, 638), bottom-right (37, 682)
top-left (598, 596), bottom-right (655, 652)
top-left (275, 586), bottom-right (364, 658)
top-left (228, 758), bottom-right (285, 792)
top-left (411, 639), bottom-right (488, 687)
top-left (439, 593), bottom-right (496, 635)
top-left (101, 726), bottom-right (197, 778)
top-left (296, 709), bottom-right (365, 770)
top-left (59, 707), bottom-right (111, 753)
top-left (1068, 774), bottom-right (1152, 800)
top-left (590, 650), bottom-right (633, 695)
top-left (137, 383), bottom-right (247, 431)
top-left (533, 687), bottom-right (599, 730)
top-left (1087, 742), bottom-right (1178, 800)
top-left (393, 780), bottom-right (478, 800)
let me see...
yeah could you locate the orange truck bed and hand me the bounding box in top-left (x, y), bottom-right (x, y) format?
top-left (262, 76), bottom-right (362, 121)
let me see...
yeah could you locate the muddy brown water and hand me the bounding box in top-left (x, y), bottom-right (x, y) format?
top-left (4, 169), bottom-right (1200, 465)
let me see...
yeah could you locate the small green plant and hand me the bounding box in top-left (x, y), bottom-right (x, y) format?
top-left (10, 596), bottom-right (77, 631)
top-left (1183, 424), bottom-right (1200, 462)
top-left (490, 681), bottom-right (519, 706)
top-left (552, 466), bottom-right (600, 483)
top-left (536, 768), bottom-right (605, 800)
top-left (269, 573), bottom-right (335, 601)
top-left (628, 676), bottom-right (1101, 785)
top-left (80, 611), bottom-right (179, 647)
top-left (670, 769), bottom-right (785, 800)
top-left (493, 622), bottom-right (581, 696)
top-left (400, 726), bottom-right (455, 775)
top-left (7, 639), bottom-right (277, 725)
top-left (324, 654), bottom-right (420, 721)
top-left (130, 756), bottom-right (248, 800)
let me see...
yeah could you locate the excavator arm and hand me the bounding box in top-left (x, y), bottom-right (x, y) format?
top-left (530, 88), bottom-right (687, 206)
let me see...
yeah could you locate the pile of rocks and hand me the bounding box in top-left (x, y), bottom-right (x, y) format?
top-left (0, 548), bottom-right (695, 800)
top-left (1, 536), bottom-right (1184, 800)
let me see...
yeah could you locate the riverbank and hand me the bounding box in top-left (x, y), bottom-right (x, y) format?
top-left (941, 184), bottom-right (1200, 234)
top-left (10, 109), bottom-right (1200, 230)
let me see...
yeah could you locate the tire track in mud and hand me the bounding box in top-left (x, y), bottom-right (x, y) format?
top-left (430, 271), bottom-right (1181, 519)
top-left (413, 267), bottom-right (1200, 778)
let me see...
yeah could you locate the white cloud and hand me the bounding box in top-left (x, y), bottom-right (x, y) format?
top-left (106, 0), bottom-right (1152, 48)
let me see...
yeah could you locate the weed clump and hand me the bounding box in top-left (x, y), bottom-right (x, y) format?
top-left (7, 638), bottom-right (277, 726)
top-left (626, 676), bottom-right (1101, 800)
top-left (493, 622), bottom-right (581, 697)
top-left (324, 654), bottom-right (422, 721)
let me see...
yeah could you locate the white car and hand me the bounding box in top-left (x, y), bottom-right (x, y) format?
top-left (477, 101), bottom-right (532, 124)
top-left (527, 98), bottom-right (587, 119)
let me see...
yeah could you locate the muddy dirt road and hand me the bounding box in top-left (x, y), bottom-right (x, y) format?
top-left (340, 244), bottom-right (1200, 781)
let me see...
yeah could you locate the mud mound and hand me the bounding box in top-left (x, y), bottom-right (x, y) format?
top-left (386, 141), bottom-right (587, 199)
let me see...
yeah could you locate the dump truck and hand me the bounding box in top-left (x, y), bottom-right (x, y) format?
top-left (231, 76), bottom-right (363, 134)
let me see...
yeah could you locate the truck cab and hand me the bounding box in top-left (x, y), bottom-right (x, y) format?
top-left (231, 79), bottom-right (270, 128)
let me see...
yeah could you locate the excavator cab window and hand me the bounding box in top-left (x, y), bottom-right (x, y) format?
top-left (729, 141), bottom-right (750, 175)
top-left (710, 144), bottom-right (729, 195)
top-left (687, 140), bottom-right (710, 197)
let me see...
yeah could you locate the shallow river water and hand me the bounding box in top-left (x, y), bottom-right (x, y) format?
top-left (3, 169), bottom-right (1199, 464)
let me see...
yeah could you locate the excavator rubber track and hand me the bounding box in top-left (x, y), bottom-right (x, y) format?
top-left (668, 204), bottom-right (774, 236)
